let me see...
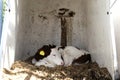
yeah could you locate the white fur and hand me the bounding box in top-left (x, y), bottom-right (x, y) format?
top-left (60, 46), bottom-right (88, 66)
top-left (46, 47), bottom-right (64, 66)
top-left (35, 58), bottom-right (56, 67)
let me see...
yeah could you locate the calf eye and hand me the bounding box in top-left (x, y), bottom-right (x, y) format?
top-left (53, 54), bottom-right (56, 56)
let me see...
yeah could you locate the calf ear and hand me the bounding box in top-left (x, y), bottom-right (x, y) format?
top-left (34, 49), bottom-right (46, 61)
top-left (39, 50), bottom-right (45, 56)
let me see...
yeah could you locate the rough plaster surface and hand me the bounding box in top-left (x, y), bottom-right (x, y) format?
top-left (86, 0), bottom-right (114, 78)
top-left (15, 0), bottom-right (87, 60)
top-left (15, 0), bottom-right (30, 60)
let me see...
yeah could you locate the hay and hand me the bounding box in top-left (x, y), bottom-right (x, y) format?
top-left (2, 57), bottom-right (112, 80)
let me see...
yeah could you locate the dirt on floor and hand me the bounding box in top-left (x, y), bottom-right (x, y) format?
top-left (2, 57), bottom-right (112, 80)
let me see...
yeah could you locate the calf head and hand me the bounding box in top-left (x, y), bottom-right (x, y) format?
top-left (33, 44), bottom-right (64, 66)
top-left (46, 47), bottom-right (64, 66)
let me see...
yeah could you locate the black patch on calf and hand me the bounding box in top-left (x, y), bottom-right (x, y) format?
top-left (48, 44), bottom-right (56, 49)
top-left (72, 54), bottom-right (91, 64)
top-left (34, 44), bottom-right (56, 61)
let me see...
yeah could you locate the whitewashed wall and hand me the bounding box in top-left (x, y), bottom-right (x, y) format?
top-left (86, 0), bottom-right (115, 79)
top-left (1, 0), bottom-right (16, 69)
top-left (15, 0), bottom-right (30, 60)
top-left (15, 0), bottom-right (88, 60)
top-left (111, 0), bottom-right (120, 75)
